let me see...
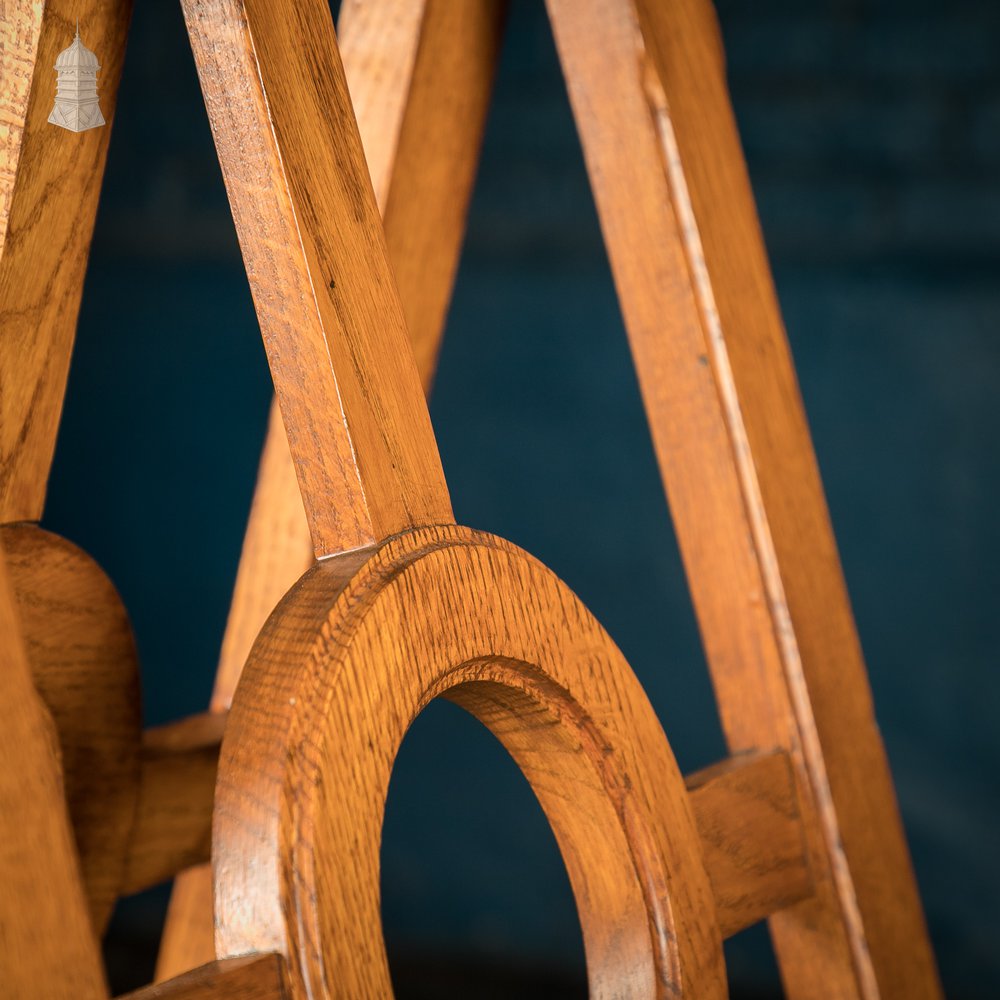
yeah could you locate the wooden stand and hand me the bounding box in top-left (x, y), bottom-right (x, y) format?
top-left (0, 0), bottom-right (942, 996)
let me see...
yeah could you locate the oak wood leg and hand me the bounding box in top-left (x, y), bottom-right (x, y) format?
top-left (546, 0), bottom-right (941, 995)
top-left (160, 0), bottom-right (503, 978)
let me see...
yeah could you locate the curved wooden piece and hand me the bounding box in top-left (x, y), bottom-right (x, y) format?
top-left (0, 537), bottom-right (107, 998)
top-left (215, 526), bottom-right (725, 999)
top-left (546, 0), bottom-right (941, 995)
top-left (161, 2), bottom-right (503, 975)
top-left (1, 523), bottom-right (142, 932)
top-left (0, 0), bottom-right (132, 521)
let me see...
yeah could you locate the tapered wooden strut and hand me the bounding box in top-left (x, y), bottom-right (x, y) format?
top-left (159, 0), bottom-right (507, 976)
top-left (546, 0), bottom-right (941, 995)
top-left (184, 0), bottom-right (453, 560)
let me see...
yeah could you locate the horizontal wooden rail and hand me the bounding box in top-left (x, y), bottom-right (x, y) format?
top-left (125, 711), bottom-right (813, 936)
top-left (116, 955), bottom-right (286, 1000)
top-left (687, 750), bottom-right (814, 937)
top-left (121, 713), bottom-right (225, 896)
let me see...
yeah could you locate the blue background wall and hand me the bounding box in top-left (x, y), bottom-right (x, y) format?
top-left (44, 1), bottom-right (999, 995)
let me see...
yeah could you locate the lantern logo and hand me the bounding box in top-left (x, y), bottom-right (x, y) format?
top-left (48, 22), bottom-right (105, 133)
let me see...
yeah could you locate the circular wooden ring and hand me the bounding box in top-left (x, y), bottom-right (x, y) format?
top-left (1, 523), bottom-right (142, 932)
top-left (216, 525), bottom-right (725, 998)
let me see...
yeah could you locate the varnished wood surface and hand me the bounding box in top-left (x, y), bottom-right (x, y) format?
top-left (161, 2), bottom-right (501, 976)
top-left (0, 538), bottom-right (108, 998)
top-left (121, 713), bottom-right (226, 896)
top-left (631, 2), bottom-right (942, 992)
top-left (208, 403), bottom-right (312, 715)
top-left (342, 0), bottom-right (506, 387)
top-left (0, 0), bottom-right (131, 522)
top-left (1, 522), bottom-right (141, 932)
top-left (215, 526), bottom-right (726, 998)
top-left (118, 955), bottom-right (286, 1000)
top-left (157, 0), bottom-right (505, 978)
top-left (157, 860), bottom-right (216, 984)
top-left (183, 0), bottom-right (452, 559)
top-left (155, 710), bottom-right (813, 944)
top-left (687, 751), bottom-right (812, 938)
top-left (547, 0), bottom-right (941, 995)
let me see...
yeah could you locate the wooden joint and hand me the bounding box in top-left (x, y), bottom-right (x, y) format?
top-left (687, 749), bottom-right (814, 937)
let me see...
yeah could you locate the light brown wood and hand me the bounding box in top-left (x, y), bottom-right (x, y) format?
top-left (0, 537), bottom-right (108, 999)
top-left (209, 403), bottom-right (312, 716)
top-left (206, 0), bottom-right (501, 712)
top-left (342, 0), bottom-right (507, 387)
top-left (0, 0), bottom-right (939, 993)
top-left (120, 713), bottom-right (226, 896)
top-left (215, 525), bottom-right (726, 998)
top-left (160, 2), bottom-right (502, 977)
top-left (151, 712), bottom-right (812, 943)
top-left (117, 955), bottom-right (286, 1000)
top-left (1, 521), bottom-right (142, 932)
top-left (157, 862), bottom-right (217, 983)
top-left (546, 0), bottom-right (941, 995)
top-left (687, 751), bottom-right (813, 939)
top-left (183, 0), bottom-right (452, 560)
top-left (0, 0), bottom-right (131, 522)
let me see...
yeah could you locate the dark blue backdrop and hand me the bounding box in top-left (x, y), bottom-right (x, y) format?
top-left (45, 1), bottom-right (1000, 995)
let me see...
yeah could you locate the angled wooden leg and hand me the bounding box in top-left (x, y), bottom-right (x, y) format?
top-left (546, 0), bottom-right (941, 996)
top-left (0, 0), bottom-right (132, 521)
top-left (0, 538), bottom-right (107, 999)
top-left (159, 1), bottom-right (502, 978)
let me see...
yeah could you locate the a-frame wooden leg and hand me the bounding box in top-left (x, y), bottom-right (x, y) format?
top-left (0, 0), bottom-right (132, 522)
top-left (158, 1), bottom-right (504, 978)
top-left (546, 0), bottom-right (941, 996)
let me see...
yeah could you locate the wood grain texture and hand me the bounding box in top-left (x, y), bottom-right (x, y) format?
top-left (157, 860), bottom-right (217, 983)
top-left (342, 0), bottom-right (506, 386)
top-left (206, 0), bottom-right (502, 717)
top-left (546, 0), bottom-right (941, 995)
top-left (1, 521), bottom-right (141, 932)
top-left (209, 402), bottom-right (312, 716)
top-left (687, 751), bottom-right (813, 939)
top-left (117, 955), bottom-right (286, 1000)
top-left (183, 0), bottom-right (452, 559)
top-left (161, 4), bottom-right (500, 975)
top-left (121, 713), bottom-right (226, 896)
top-left (215, 525), bottom-right (726, 998)
top-left (0, 536), bottom-right (108, 998)
top-left (159, 712), bottom-right (813, 944)
top-left (0, 0), bottom-right (131, 521)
